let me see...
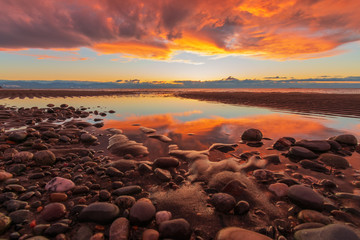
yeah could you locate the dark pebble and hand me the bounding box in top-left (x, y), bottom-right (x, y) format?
top-left (159, 218), bottom-right (191, 240)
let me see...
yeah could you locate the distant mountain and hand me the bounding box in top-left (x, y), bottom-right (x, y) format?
top-left (1, 77), bottom-right (360, 89)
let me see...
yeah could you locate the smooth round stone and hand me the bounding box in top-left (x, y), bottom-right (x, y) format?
top-left (241, 128), bottom-right (263, 141)
top-left (80, 133), bottom-right (98, 144)
top-left (59, 135), bottom-right (71, 142)
top-left (138, 163), bottom-right (153, 174)
top-left (154, 168), bottom-right (172, 182)
top-left (42, 130), bottom-right (60, 139)
top-left (110, 160), bottom-right (136, 171)
top-left (153, 157), bottom-right (179, 169)
top-left (50, 193), bottom-right (68, 202)
top-left (113, 185), bottom-right (142, 196)
top-left (268, 183), bottom-right (289, 197)
top-left (44, 222), bottom-right (69, 236)
top-left (0, 212), bottom-right (11, 234)
top-left (294, 224), bottom-right (360, 240)
top-left (143, 229), bottom-right (160, 240)
top-left (19, 191), bottom-right (35, 201)
top-left (140, 127), bottom-right (156, 134)
top-left (253, 169), bottom-right (274, 181)
top-left (320, 179), bottom-right (337, 189)
top-left (73, 186), bottom-right (90, 194)
top-left (29, 172), bottom-right (45, 179)
top-left (288, 146), bottom-right (318, 160)
top-left (90, 233), bottom-right (105, 240)
top-left (263, 154), bottom-right (281, 164)
top-left (45, 177), bottom-right (75, 192)
top-left (156, 211), bottom-right (172, 225)
top-left (298, 210), bottom-right (332, 224)
top-left (335, 192), bottom-right (360, 201)
top-left (9, 209), bottom-right (32, 224)
top-left (105, 167), bottom-right (124, 177)
top-left (90, 232), bottom-right (105, 240)
top-left (295, 140), bottom-right (331, 152)
top-left (326, 140), bottom-right (342, 151)
top-left (318, 153), bottom-right (350, 169)
top-left (41, 203), bottom-right (66, 222)
top-left (159, 218), bottom-right (191, 240)
top-left (215, 227), bottom-right (272, 240)
top-left (107, 128), bottom-right (123, 134)
top-left (129, 199), bottom-right (156, 225)
top-left (9, 232), bottom-right (21, 240)
top-left (209, 143), bottom-right (238, 153)
top-left (79, 202), bottom-right (119, 224)
top-left (5, 178), bottom-right (19, 184)
top-left (148, 134), bottom-right (172, 143)
top-left (74, 225), bottom-right (93, 240)
top-left (3, 148), bottom-right (18, 160)
top-left (234, 201), bottom-right (250, 215)
top-left (4, 199), bottom-right (28, 212)
top-left (333, 134), bottom-right (358, 146)
top-left (8, 131), bottom-right (27, 142)
top-left (331, 210), bottom-right (357, 224)
top-left (288, 185), bottom-right (324, 210)
top-left (273, 137), bottom-right (293, 151)
top-left (13, 151), bottom-right (34, 162)
top-left (0, 171), bottom-right (13, 181)
top-left (7, 164), bottom-right (26, 175)
top-left (293, 223), bottom-right (325, 232)
top-left (0, 192), bottom-right (17, 204)
top-left (99, 190), bottom-right (111, 201)
top-left (300, 160), bottom-right (329, 173)
top-left (114, 196), bottom-right (136, 210)
top-left (5, 184), bottom-right (25, 192)
top-left (210, 193), bottom-right (236, 213)
top-left (34, 150), bottom-right (56, 165)
top-left (109, 217), bottom-right (129, 240)
top-left (26, 237), bottom-right (50, 240)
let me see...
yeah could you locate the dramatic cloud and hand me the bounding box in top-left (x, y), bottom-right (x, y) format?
top-left (0, 0), bottom-right (359, 59)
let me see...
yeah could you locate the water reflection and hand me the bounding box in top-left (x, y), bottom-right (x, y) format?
top-left (103, 113), bottom-right (347, 161)
top-left (104, 113), bottom-right (342, 144)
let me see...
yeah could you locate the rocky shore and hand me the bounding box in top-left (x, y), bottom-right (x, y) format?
top-left (1, 103), bottom-right (360, 240)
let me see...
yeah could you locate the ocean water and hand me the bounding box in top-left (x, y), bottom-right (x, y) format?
top-left (3, 92), bottom-right (360, 135)
top-left (2, 91), bottom-right (360, 168)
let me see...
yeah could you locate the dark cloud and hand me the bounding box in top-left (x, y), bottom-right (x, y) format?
top-left (0, 0), bottom-right (359, 59)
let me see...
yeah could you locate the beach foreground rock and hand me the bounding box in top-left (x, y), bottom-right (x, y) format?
top-left (79, 202), bottom-right (120, 224)
top-left (215, 227), bottom-right (272, 240)
top-left (287, 185), bottom-right (324, 210)
top-left (294, 224), bottom-right (360, 240)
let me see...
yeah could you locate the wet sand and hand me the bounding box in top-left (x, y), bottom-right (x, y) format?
top-left (175, 91), bottom-right (360, 118)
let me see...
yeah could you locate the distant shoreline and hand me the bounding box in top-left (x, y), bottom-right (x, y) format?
top-left (175, 90), bottom-right (360, 119)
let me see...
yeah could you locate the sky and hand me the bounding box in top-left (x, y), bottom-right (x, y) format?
top-left (0, 0), bottom-right (359, 82)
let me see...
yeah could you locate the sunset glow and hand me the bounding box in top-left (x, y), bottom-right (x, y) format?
top-left (0, 0), bottom-right (359, 81)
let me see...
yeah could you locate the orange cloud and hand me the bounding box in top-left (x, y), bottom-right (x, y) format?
top-left (93, 41), bottom-right (170, 59)
top-left (0, 0), bottom-right (359, 60)
top-left (11, 53), bottom-right (90, 61)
